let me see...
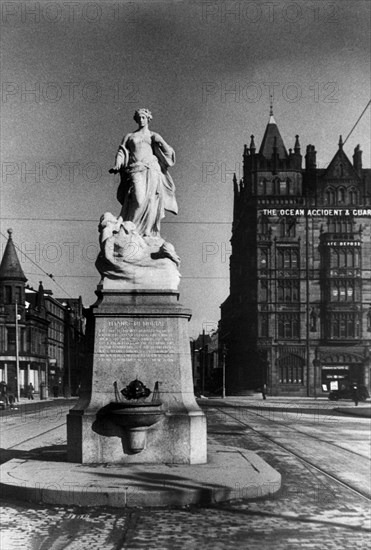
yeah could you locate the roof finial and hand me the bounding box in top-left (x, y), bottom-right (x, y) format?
top-left (7, 228), bottom-right (13, 238)
top-left (268, 94), bottom-right (276, 124)
top-left (338, 135), bottom-right (343, 149)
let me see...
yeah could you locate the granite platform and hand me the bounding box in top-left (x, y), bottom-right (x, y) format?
top-left (0, 444), bottom-right (281, 508)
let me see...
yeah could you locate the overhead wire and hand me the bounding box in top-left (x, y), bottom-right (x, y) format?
top-left (343, 99), bottom-right (371, 145)
top-left (0, 230), bottom-right (74, 298)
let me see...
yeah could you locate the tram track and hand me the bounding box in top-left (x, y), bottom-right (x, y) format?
top-left (5, 423), bottom-right (66, 450)
top-left (211, 405), bottom-right (371, 502)
top-left (214, 402), bottom-right (370, 461)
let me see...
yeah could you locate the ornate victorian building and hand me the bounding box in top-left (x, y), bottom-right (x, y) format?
top-left (220, 111), bottom-right (371, 396)
top-left (0, 229), bottom-right (87, 398)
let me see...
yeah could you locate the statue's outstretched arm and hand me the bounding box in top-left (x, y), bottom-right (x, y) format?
top-left (111, 134), bottom-right (130, 172)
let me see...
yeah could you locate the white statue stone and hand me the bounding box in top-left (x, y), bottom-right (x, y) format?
top-left (111, 108), bottom-right (178, 238)
top-left (96, 110), bottom-right (181, 290)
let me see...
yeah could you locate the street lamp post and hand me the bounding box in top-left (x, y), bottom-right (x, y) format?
top-left (62, 302), bottom-right (72, 397)
top-left (66, 309), bottom-right (71, 397)
top-left (222, 346), bottom-right (226, 399)
top-left (15, 301), bottom-right (20, 401)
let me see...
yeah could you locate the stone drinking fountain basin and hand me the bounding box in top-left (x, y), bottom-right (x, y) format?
top-left (108, 401), bottom-right (164, 454)
top-left (97, 380), bottom-right (164, 454)
top-left (109, 401), bottom-right (163, 428)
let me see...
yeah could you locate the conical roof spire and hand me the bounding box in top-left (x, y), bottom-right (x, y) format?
top-left (0, 229), bottom-right (27, 282)
top-left (259, 109), bottom-right (287, 158)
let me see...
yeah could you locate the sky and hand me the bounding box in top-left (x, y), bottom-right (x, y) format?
top-left (1, 0), bottom-right (370, 336)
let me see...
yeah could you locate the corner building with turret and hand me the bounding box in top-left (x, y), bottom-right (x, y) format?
top-left (220, 111), bottom-right (371, 396)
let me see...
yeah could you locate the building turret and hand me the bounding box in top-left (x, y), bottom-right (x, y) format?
top-left (294, 134), bottom-right (301, 154)
top-left (249, 134), bottom-right (256, 154)
top-left (36, 281), bottom-right (46, 312)
top-left (291, 134), bottom-right (302, 170)
top-left (0, 229), bottom-right (27, 318)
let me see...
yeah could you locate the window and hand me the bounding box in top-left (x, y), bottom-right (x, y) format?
top-left (349, 188), bottom-right (357, 205)
top-left (258, 179), bottom-right (267, 195)
top-left (258, 215), bottom-right (269, 235)
top-left (278, 314), bottom-right (300, 339)
top-left (328, 218), bottom-right (354, 234)
top-left (260, 280), bottom-right (268, 301)
top-left (273, 177), bottom-right (280, 195)
top-left (279, 363), bottom-right (303, 384)
top-left (326, 188), bottom-right (335, 205)
top-left (279, 218), bottom-right (296, 238)
top-left (7, 327), bottom-right (16, 351)
top-left (330, 281), bottom-right (356, 302)
top-left (259, 248), bottom-right (268, 267)
top-left (277, 248), bottom-right (299, 269)
top-left (259, 314), bottom-right (269, 337)
top-left (330, 248), bottom-right (360, 268)
top-left (15, 287), bottom-right (22, 303)
top-left (338, 187), bottom-right (345, 204)
top-left (277, 280), bottom-right (299, 302)
top-left (328, 313), bottom-right (360, 339)
top-left (4, 286), bottom-right (12, 304)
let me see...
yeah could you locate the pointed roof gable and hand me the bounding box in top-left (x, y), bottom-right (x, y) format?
top-left (259, 112), bottom-right (288, 158)
top-left (0, 229), bottom-right (27, 282)
top-left (323, 136), bottom-right (360, 180)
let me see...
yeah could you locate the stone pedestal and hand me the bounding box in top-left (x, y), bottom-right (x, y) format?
top-left (67, 289), bottom-right (207, 464)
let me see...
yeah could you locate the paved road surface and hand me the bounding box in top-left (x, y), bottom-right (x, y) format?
top-left (1, 397), bottom-right (370, 549)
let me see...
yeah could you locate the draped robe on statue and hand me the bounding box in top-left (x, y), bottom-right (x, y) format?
top-left (115, 133), bottom-right (178, 237)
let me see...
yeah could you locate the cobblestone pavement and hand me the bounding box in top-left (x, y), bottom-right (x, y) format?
top-left (1, 399), bottom-right (370, 549)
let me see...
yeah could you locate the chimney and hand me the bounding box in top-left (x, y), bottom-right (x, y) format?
top-left (305, 144), bottom-right (317, 170)
top-left (353, 144), bottom-right (362, 176)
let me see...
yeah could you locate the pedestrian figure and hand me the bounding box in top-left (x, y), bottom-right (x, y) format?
top-left (352, 384), bottom-right (359, 407)
top-left (27, 383), bottom-right (34, 400)
top-left (262, 384), bottom-right (267, 400)
top-left (0, 382), bottom-right (9, 407)
top-left (8, 391), bottom-right (16, 408)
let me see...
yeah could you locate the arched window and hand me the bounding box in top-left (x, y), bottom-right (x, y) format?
top-left (326, 188), bottom-right (335, 205)
top-left (346, 250), bottom-right (353, 267)
top-left (349, 188), bottom-right (357, 205)
top-left (273, 177), bottom-right (280, 195)
top-left (338, 250), bottom-right (346, 267)
top-left (258, 178), bottom-right (267, 195)
top-left (338, 187), bottom-right (345, 204)
top-left (354, 249), bottom-right (360, 267)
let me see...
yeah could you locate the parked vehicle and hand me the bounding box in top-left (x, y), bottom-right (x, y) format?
top-left (328, 384), bottom-right (370, 402)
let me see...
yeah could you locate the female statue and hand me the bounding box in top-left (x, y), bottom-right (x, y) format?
top-left (111, 109), bottom-right (178, 238)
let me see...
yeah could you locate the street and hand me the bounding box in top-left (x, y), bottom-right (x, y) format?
top-left (1, 397), bottom-right (370, 549)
